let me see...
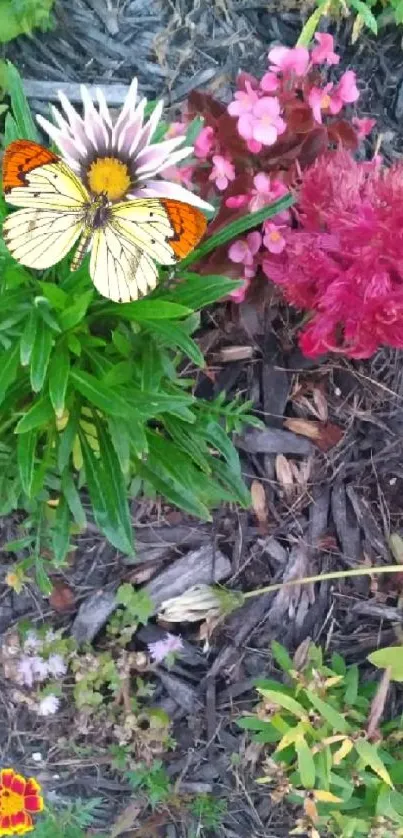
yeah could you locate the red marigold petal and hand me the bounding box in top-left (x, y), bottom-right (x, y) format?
top-left (23, 795), bottom-right (43, 813)
top-left (0, 770), bottom-right (14, 790)
top-left (23, 780), bottom-right (41, 797)
top-left (10, 775), bottom-right (26, 796)
top-left (10, 812), bottom-right (26, 828)
top-left (0, 815), bottom-right (11, 828)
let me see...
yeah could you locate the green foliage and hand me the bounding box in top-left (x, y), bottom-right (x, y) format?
top-left (107, 583), bottom-right (153, 646)
top-left (239, 641), bottom-right (403, 837)
top-left (368, 645), bottom-right (403, 682)
top-left (126, 759), bottom-right (172, 808)
top-left (28, 798), bottom-right (104, 838)
top-left (0, 0), bottom-right (54, 45)
top-left (298, 0), bottom-right (403, 43)
top-left (189, 794), bottom-right (227, 834)
top-left (0, 66), bottom-right (259, 582)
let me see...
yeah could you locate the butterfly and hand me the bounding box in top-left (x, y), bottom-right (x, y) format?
top-left (2, 140), bottom-right (207, 303)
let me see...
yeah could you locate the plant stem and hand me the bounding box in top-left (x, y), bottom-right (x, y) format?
top-left (243, 564), bottom-right (403, 599)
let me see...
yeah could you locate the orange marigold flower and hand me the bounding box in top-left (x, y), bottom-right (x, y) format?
top-left (0, 769), bottom-right (43, 835)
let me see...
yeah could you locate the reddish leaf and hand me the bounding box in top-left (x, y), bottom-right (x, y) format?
top-left (49, 580), bottom-right (75, 612)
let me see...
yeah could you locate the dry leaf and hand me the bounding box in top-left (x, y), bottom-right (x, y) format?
top-left (312, 387), bottom-right (328, 422)
top-left (217, 345), bottom-right (254, 362)
top-left (366, 667), bottom-right (391, 740)
top-left (49, 581), bottom-right (75, 612)
top-left (275, 455), bottom-right (294, 501)
top-left (251, 479), bottom-right (269, 533)
top-left (110, 802), bottom-right (141, 838)
top-left (284, 418), bottom-right (343, 452)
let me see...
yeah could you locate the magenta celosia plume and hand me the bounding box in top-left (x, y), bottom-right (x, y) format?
top-left (263, 151), bottom-right (403, 358)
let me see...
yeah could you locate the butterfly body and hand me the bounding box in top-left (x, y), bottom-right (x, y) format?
top-left (2, 140), bottom-right (207, 302)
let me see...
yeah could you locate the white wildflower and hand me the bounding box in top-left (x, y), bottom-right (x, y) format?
top-left (148, 633), bottom-right (183, 663)
top-left (46, 654), bottom-right (67, 678)
top-left (37, 695), bottom-right (60, 716)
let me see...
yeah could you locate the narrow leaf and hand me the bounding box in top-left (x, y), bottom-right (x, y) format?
top-left (296, 737), bottom-right (316, 788)
top-left (61, 471), bottom-right (86, 529)
top-left (304, 689), bottom-right (348, 733)
top-left (70, 368), bottom-right (132, 418)
top-left (143, 320), bottom-right (204, 367)
top-left (97, 299), bottom-right (192, 321)
top-left (355, 739), bottom-right (393, 787)
top-left (166, 273), bottom-right (242, 309)
top-left (5, 62), bottom-right (39, 141)
top-left (15, 396), bottom-right (53, 433)
top-left (51, 496), bottom-right (71, 565)
top-left (257, 688), bottom-right (308, 720)
top-left (20, 310), bottom-right (38, 367)
top-left (17, 429), bottom-right (37, 496)
top-left (0, 342), bottom-right (20, 405)
top-left (30, 323), bottom-right (53, 392)
top-left (49, 342), bottom-right (70, 417)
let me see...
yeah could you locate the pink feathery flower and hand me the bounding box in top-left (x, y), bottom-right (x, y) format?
top-left (31, 656), bottom-right (49, 682)
top-left (263, 221), bottom-right (286, 254)
top-left (209, 155), bottom-right (236, 191)
top-left (148, 633), bottom-right (183, 663)
top-left (17, 657), bottom-right (35, 688)
top-left (228, 81), bottom-right (260, 118)
top-left (268, 45), bottom-right (310, 76)
top-left (228, 231), bottom-right (262, 266)
top-left (194, 126), bottom-right (216, 159)
top-left (238, 97), bottom-right (286, 146)
top-left (311, 33), bottom-right (340, 66)
top-left (37, 695), bottom-right (60, 716)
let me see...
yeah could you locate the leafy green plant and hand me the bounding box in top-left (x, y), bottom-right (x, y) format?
top-left (30, 797), bottom-right (104, 838)
top-left (298, 0), bottom-right (403, 43)
top-left (188, 794), bottom-right (227, 835)
top-left (0, 65), bottom-right (291, 590)
top-left (107, 583), bottom-right (153, 646)
top-left (238, 641), bottom-right (403, 837)
top-left (0, 0), bottom-right (54, 44)
top-left (125, 759), bottom-right (172, 809)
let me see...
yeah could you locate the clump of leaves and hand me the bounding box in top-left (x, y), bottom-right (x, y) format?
top-left (300, 0), bottom-right (403, 42)
top-left (0, 64), bottom-right (278, 591)
top-left (31, 797), bottom-right (104, 838)
top-left (0, 0), bottom-right (54, 43)
top-left (239, 641), bottom-right (403, 837)
top-left (189, 794), bottom-right (227, 835)
top-left (125, 759), bottom-right (172, 809)
top-left (107, 583), bottom-right (153, 647)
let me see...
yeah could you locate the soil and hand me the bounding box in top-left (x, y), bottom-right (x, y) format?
top-left (2, 2), bottom-right (403, 836)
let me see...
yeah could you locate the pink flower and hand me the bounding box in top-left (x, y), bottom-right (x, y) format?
top-left (228, 231), bottom-right (262, 266)
top-left (209, 155), bottom-right (236, 190)
top-left (226, 194), bottom-right (249, 210)
top-left (228, 82), bottom-right (259, 118)
top-left (260, 72), bottom-right (279, 93)
top-left (238, 97), bottom-right (286, 146)
top-left (268, 45), bottom-right (310, 76)
top-left (263, 221), bottom-right (286, 254)
top-left (148, 633), bottom-right (183, 663)
top-left (311, 33), bottom-right (340, 66)
top-left (353, 117), bottom-right (376, 140)
top-left (230, 277), bottom-right (252, 302)
top-left (308, 83), bottom-right (334, 124)
top-left (160, 163), bottom-right (197, 189)
top-left (330, 70), bottom-right (360, 113)
top-left (249, 172), bottom-right (288, 212)
top-left (194, 126), bottom-right (216, 159)
top-left (165, 121), bottom-right (187, 138)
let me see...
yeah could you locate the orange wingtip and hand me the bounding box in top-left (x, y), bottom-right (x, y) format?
top-left (3, 140), bottom-right (59, 193)
top-left (161, 198), bottom-right (207, 259)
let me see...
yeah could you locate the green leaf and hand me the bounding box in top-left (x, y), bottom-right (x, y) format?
top-left (176, 193), bottom-right (294, 271)
top-left (51, 496), bottom-right (71, 565)
top-left (98, 299), bottom-right (192, 321)
top-left (355, 739), bottom-right (393, 787)
top-left (59, 291), bottom-right (93, 331)
top-left (368, 647), bottom-right (403, 682)
top-left (271, 640), bottom-right (294, 673)
top-left (79, 418), bottom-right (133, 554)
top-left (296, 6), bottom-right (324, 46)
top-left (4, 112), bottom-right (19, 144)
top-left (198, 419), bottom-right (240, 473)
top-left (256, 688), bottom-right (308, 720)
top-left (107, 416), bottom-right (130, 474)
top-left (344, 664), bottom-right (359, 705)
top-left (57, 409), bottom-right (79, 472)
top-left (20, 310), bottom-right (38, 367)
top-left (4, 62), bottom-right (40, 139)
top-left (349, 0), bottom-right (378, 32)
top-left (70, 368), bottom-right (133, 418)
top-left (0, 342), bottom-right (20, 405)
top-left (15, 396), bottom-right (53, 433)
top-left (237, 717), bottom-right (273, 732)
top-left (166, 273), bottom-right (242, 309)
top-left (304, 689), bottom-right (348, 733)
top-left (296, 737), bottom-right (316, 789)
top-left (61, 470), bottom-right (86, 529)
top-left (143, 320), bottom-right (204, 367)
top-left (17, 429), bottom-right (37, 496)
top-left (49, 342), bottom-right (70, 417)
top-left (30, 323), bottom-right (53, 392)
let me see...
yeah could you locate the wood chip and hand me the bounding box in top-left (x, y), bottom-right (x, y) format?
top-left (216, 346), bottom-right (255, 362)
top-left (238, 427), bottom-right (314, 456)
top-left (251, 480), bottom-right (269, 534)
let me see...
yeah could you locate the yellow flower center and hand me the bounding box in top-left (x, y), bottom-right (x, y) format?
top-left (270, 230), bottom-right (281, 241)
top-left (87, 156), bottom-right (131, 202)
top-left (321, 94), bottom-right (331, 110)
top-left (0, 787), bottom-right (24, 818)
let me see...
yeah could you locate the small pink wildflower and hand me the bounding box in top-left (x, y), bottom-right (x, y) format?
top-left (311, 33), bottom-right (339, 66)
top-left (160, 163), bottom-right (196, 189)
top-left (308, 83), bottom-right (334, 124)
top-left (330, 70), bottom-right (359, 113)
top-left (148, 633), bottom-right (183, 663)
top-left (263, 221), bottom-right (286, 254)
top-left (229, 277), bottom-right (252, 302)
top-left (268, 45), bottom-right (310, 77)
top-left (194, 126), bottom-right (216, 159)
top-left (31, 656), bottom-right (49, 682)
top-left (228, 81), bottom-right (259, 118)
top-left (165, 121), bottom-right (187, 139)
top-left (225, 193), bottom-right (249, 210)
top-left (17, 657), bottom-right (35, 688)
top-left (260, 71), bottom-right (279, 93)
top-left (209, 155), bottom-right (236, 191)
top-left (249, 172), bottom-right (288, 212)
top-left (353, 117), bottom-right (376, 140)
top-left (238, 97), bottom-right (286, 146)
top-left (228, 231), bottom-right (262, 266)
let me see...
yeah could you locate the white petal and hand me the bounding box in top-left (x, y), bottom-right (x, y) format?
top-left (131, 179), bottom-right (214, 212)
top-left (137, 145), bottom-right (193, 179)
top-left (113, 78), bottom-right (138, 138)
top-left (81, 85), bottom-right (109, 153)
top-left (96, 87), bottom-right (112, 130)
top-left (58, 90), bottom-right (91, 155)
top-left (135, 135), bottom-right (187, 172)
top-left (135, 99), bottom-right (164, 156)
top-left (117, 98), bottom-right (146, 156)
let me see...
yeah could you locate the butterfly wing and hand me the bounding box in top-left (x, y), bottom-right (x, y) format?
top-left (89, 197), bottom-right (207, 302)
top-left (3, 140), bottom-right (89, 270)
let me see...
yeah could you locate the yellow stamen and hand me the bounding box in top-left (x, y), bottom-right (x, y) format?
top-left (270, 230), bottom-right (281, 241)
top-left (321, 94), bottom-right (331, 110)
top-left (87, 156), bottom-right (131, 202)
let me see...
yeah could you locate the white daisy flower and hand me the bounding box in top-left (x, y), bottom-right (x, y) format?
top-left (36, 79), bottom-right (212, 212)
top-left (37, 695), bottom-right (60, 716)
